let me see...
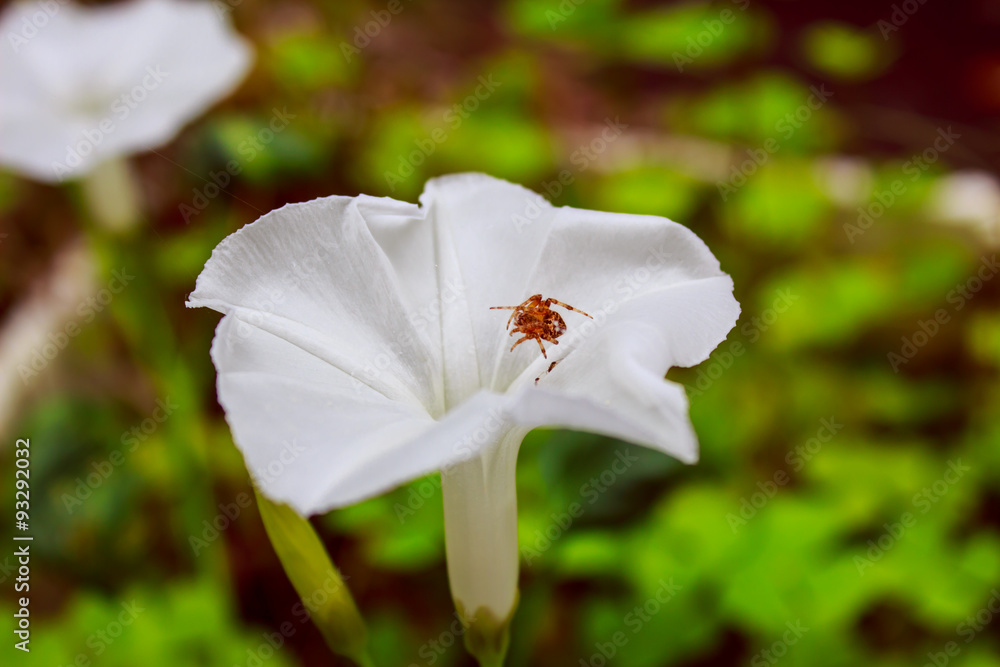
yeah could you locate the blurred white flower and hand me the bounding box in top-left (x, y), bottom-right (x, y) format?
top-left (187, 173), bottom-right (739, 653)
top-left (0, 0), bottom-right (253, 182)
top-left (932, 170), bottom-right (1000, 246)
top-left (0, 238), bottom-right (96, 437)
top-left (814, 156), bottom-right (874, 208)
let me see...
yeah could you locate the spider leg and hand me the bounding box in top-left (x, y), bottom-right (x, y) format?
top-left (510, 335), bottom-right (547, 358)
top-left (492, 296), bottom-right (539, 329)
top-left (507, 324), bottom-right (526, 340)
top-left (489, 306), bottom-right (521, 329)
top-left (510, 335), bottom-right (531, 352)
top-left (492, 296), bottom-right (538, 310)
top-left (547, 299), bottom-right (593, 319)
top-left (534, 360), bottom-right (560, 385)
top-left (534, 337), bottom-right (548, 358)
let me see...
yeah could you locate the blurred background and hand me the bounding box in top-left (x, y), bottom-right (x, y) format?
top-left (1, 0), bottom-right (999, 665)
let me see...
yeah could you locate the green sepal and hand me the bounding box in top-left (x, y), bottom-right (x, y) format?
top-left (254, 489), bottom-right (374, 666)
top-left (457, 592), bottom-right (519, 667)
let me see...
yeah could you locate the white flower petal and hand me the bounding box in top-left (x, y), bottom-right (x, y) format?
top-left (491, 204), bottom-right (736, 388)
top-left (211, 312), bottom-right (517, 514)
top-left (413, 175), bottom-right (738, 462)
top-left (0, 0), bottom-right (253, 181)
top-left (210, 313), bottom-right (431, 514)
top-left (189, 194), bottom-right (526, 514)
top-left (417, 175), bottom-right (736, 395)
top-left (418, 174), bottom-right (559, 407)
top-left (508, 276), bottom-right (739, 462)
top-left (188, 195), bottom-right (443, 414)
top-left (354, 194), bottom-right (443, 368)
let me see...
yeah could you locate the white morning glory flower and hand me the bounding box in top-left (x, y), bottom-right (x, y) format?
top-left (187, 173), bottom-right (739, 650)
top-left (0, 0), bottom-right (253, 182)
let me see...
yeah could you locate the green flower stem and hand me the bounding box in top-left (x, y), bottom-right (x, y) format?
top-left (79, 157), bottom-right (143, 233)
top-left (254, 490), bottom-right (374, 666)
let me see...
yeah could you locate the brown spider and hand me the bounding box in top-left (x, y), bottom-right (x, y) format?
top-left (490, 294), bottom-right (593, 359)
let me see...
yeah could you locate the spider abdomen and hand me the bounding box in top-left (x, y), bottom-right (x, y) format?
top-left (544, 311), bottom-right (567, 338)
